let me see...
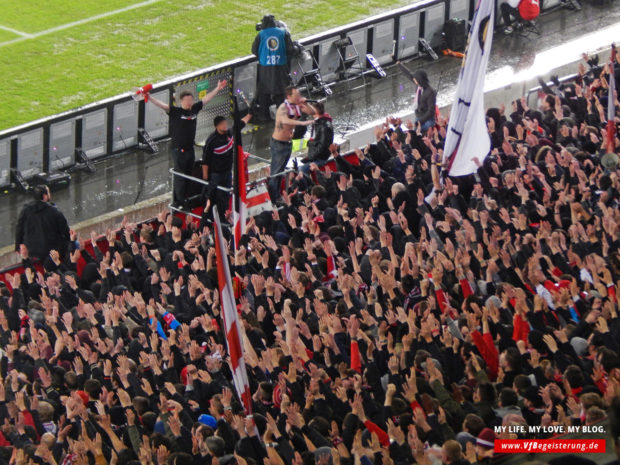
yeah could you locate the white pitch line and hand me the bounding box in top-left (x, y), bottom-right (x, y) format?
top-left (0, 0), bottom-right (162, 48)
top-left (31, 0), bottom-right (163, 36)
top-left (0, 36), bottom-right (27, 46)
top-left (0, 24), bottom-right (32, 37)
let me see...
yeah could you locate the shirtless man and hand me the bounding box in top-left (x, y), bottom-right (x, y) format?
top-left (269, 86), bottom-right (314, 203)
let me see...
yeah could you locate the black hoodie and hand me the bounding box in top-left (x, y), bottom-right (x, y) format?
top-left (413, 69), bottom-right (437, 123)
top-left (307, 113), bottom-right (334, 161)
top-left (398, 63), bottom-right (437, 124)
top-left (15, 200), bottom-right (70, 260)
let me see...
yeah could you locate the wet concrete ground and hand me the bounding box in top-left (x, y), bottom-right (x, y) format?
top-left (2, 0), bottom-right (620, 249)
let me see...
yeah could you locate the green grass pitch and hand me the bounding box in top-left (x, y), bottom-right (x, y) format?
top-left (0, 0), bottom-right (411, 131)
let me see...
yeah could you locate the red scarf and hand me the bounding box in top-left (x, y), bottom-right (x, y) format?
top-left (285, 100), bottom-right (302, 118)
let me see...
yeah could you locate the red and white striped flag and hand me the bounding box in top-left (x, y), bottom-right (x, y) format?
top-left (212, 206), bottom-right (252, 414)
top-left (607, 44), bottom-right (617, 153)
top-left (232, 97), bottom-right (248, 251)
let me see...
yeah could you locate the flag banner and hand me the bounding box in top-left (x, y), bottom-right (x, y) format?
top-left (232, 97), bottom-right (248, 251)
top-left (442, 0), bottom-right (495, 177)
top-left (607, 44), bottom-right (616, 152)
top-left (213, 206), bottom-right (252, 414)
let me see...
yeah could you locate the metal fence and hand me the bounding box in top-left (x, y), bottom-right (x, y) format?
top-left (168, 161), bottom-right (296, 219)
top-left (0, 0), bottom-right (563, 188)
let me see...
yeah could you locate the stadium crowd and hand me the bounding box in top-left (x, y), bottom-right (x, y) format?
top-left (3, 51), bottom-right (620, 465)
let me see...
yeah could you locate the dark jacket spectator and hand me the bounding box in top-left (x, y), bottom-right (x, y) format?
top-left (15, 185), bottom-right (70, 260)
top-left (306, 103), bottom-right (334, 162)
top-left (414, 69), bottom-right (437, 126)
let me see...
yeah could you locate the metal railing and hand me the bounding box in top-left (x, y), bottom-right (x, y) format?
top-left (245, 153), bottom-right (296, 188)
top-left (247, 153), bottom-right (270, 164)
top-left (168, 168), bottom-right (232, 218)
top-left (168, 164), bottom-right (297, 217)
top-left (248, 168), bottom-right (297, 190)
top-left (169, 168), bottom-right (232, 192)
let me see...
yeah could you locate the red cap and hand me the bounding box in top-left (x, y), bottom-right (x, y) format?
top-left (75, 390), bottom-right (89, 406)
top-left (477, 427), bottom-right (497, 449)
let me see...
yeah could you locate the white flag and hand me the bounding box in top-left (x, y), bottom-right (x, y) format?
top-left (443, 0), bottom-right (495, 177)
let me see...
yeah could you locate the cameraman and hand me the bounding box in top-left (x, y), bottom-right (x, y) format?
top-left (252, 14), bottom-right (294, 120)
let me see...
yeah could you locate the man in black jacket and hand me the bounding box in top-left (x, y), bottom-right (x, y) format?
top-left (202, 114), bottom-right (251, 221)
top-left (301, 102), bottom-right (334, 173)
top-left (15, 185), bottom-right (70, 262)
top-left (412, 69), bottom-right (437, 132)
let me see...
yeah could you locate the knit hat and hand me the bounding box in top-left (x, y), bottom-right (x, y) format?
top-left (589, 290), bottom-right (603, 300)
top-left (476, 427), bottom-right (496, 449)
top-left (75, 390), bottom-right (89, 406)
top-left (314, 447), bottom-right (333, 465)
top-left (601, 152), bottom-right (619, 171)
top-left (76, 329), bottom-right (93, 347)
top-left (272, 383), bottom-right (291, 408)
top-left (111, 285), bottom-right (128, 296)
top-left (153, 420), bottom-right (166, 434)
top-left (485, 295), bottom-right (502, 309)
top-left (456, 431), bottom-right (477, 450)
top-left (570, 337), bottom-right (589, 357)
top-left (77, 289), bottom-right (96, 304)
top-left (503, 413), bottom-right (527, 428)
top-left (198, 414), bottom-right (217, 429)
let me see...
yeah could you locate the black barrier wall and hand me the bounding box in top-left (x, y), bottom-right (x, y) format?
top-left (0, 0), bottom-right (562, 188)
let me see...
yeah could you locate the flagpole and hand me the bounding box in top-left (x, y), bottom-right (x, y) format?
top-left (232, 96), bottom-right (240, 250)
top-left (232, 96), bottom-right (248, 251)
